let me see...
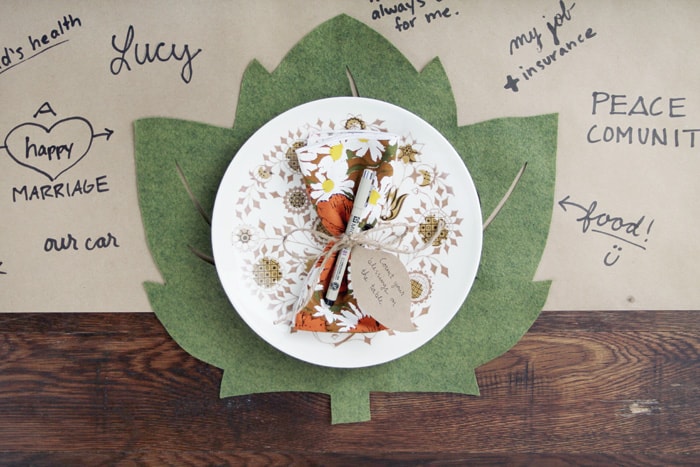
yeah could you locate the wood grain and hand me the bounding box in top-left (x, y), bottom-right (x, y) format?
top-left (0, 311), bottom-right (698, 465)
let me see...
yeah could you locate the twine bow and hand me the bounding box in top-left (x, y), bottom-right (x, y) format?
top-left (283, 219), bottom-right (447, 295)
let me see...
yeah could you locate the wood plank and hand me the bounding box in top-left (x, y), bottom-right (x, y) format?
top-left (1, 451), bottom-right (698, 466)
top-left (531, 310), bottom-right (700, 333)
top-left (2, 309), bottom-right (698, 334)
top-left (0, 311), bottom-right (697, 462)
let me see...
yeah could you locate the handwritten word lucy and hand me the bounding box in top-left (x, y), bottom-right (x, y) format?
top-left (109, 25), bottom-right (202, 84)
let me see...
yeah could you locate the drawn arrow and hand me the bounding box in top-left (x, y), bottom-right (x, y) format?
top-left (0, 261), bottom-right (6, 275)
top-left (93, 128), bottom-right (114, 141)
top-left (558, 194), bottom-right (589, 213)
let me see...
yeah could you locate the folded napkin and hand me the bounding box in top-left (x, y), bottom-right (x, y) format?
top-left (292, 131), bottom-right (398, 333)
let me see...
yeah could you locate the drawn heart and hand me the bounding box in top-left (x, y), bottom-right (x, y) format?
top-left (3, 117), bottom-right (94, 181)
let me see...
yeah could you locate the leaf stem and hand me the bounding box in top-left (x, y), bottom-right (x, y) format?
top-left (483, 162), bottom-right (528, 231)
top-left (175, 161), bottom-right (215, 266)
top-left (175, 161), bottom-right (212, 226)
top-left (188, 245), bottom-right (215, 266)
top-left (345, 65), bottom-right (359, 97)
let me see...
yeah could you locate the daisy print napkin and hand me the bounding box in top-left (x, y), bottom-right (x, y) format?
top-left (292, 130), bottom-right (399, 333)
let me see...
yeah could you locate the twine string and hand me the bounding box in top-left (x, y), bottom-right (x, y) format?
top-left (282, 219), bottom-right (447, 288)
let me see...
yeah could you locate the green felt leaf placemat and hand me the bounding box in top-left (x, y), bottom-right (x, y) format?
top-left (134, 14), bottom-right (557, 424)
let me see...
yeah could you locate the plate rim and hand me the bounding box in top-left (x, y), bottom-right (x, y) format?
top-left (211, 96), bottom-right (482, 368)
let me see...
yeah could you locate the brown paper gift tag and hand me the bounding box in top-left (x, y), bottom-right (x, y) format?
top-left (350, 245), bottom-right (416, 332)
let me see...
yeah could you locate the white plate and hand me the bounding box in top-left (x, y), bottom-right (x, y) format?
top-left (212, 97), bottom-right (482, 368)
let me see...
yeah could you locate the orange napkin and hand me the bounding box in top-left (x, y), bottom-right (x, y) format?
top-left (292, 131), bottom-right (398, 332)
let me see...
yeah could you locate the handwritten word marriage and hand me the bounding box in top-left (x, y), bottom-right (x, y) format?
top-left (109, 25), bottom-right (202, 84)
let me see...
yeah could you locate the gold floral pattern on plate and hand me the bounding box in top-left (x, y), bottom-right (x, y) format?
top-left (211, 97), bottom-right (481, 368)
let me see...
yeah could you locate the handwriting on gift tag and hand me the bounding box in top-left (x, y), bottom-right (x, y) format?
top-left (367, 0), bottom-right (459, 33)
top-left (559, 195), bottom-right (654, 267)
top-left (0, 14), bottom-right (82, 76)
top-left (110, 25), bottom-right (202, 84)
top-left (351, 246), bottom-right (416, 331)
top-left (503, 0), bottom-right (597, 93)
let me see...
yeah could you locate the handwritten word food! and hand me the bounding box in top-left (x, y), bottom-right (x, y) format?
top-left (109, 25), bottom-right (202, 84)
top-left (587, 91), bottom-right (700, 148)
top-left (559, 195), bottom-right (654, 267)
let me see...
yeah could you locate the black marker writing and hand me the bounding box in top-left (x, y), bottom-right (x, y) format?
top-left (1, 105), bottom-right (113, 182)
top-left (559, 195), bottom-right (654, 267)
top-left (11, 175), bottom-right (110, 203)
top-left (110, 25), bottom-right (202, 84)
top-left (44, 233), bottom-right (78, 252)
top-left (368, 0), bottom-right (459, 33)
top-left (504, 0), bottom-right (595, 93)
top-left (545, 0), bottom-right (575, 46)
top-left (586, 91), bottom-right (700, 149)
top-left (509, 27), bottom-right (543, 55)
top-left (424, 6), bottom-right (453, 24)
top-left (1, 15), bottom-right (81, 76)
top-left (603, 244), bottom-right (623, 267)
top-left (586, 125), bottom-right (700, 148)
top-left (44, 232), bottom-right (120, 253)
top-left (591, 92), bottom-right (686, 117)
top-left (25, 135), bottom-right (74, 161)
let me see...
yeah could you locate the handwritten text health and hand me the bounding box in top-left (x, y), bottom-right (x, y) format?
top-left (0, 14), bottom-right (82, 76)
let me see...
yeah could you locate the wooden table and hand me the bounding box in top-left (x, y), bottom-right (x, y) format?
top-left (0, 310), bottom-right (697, 465)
